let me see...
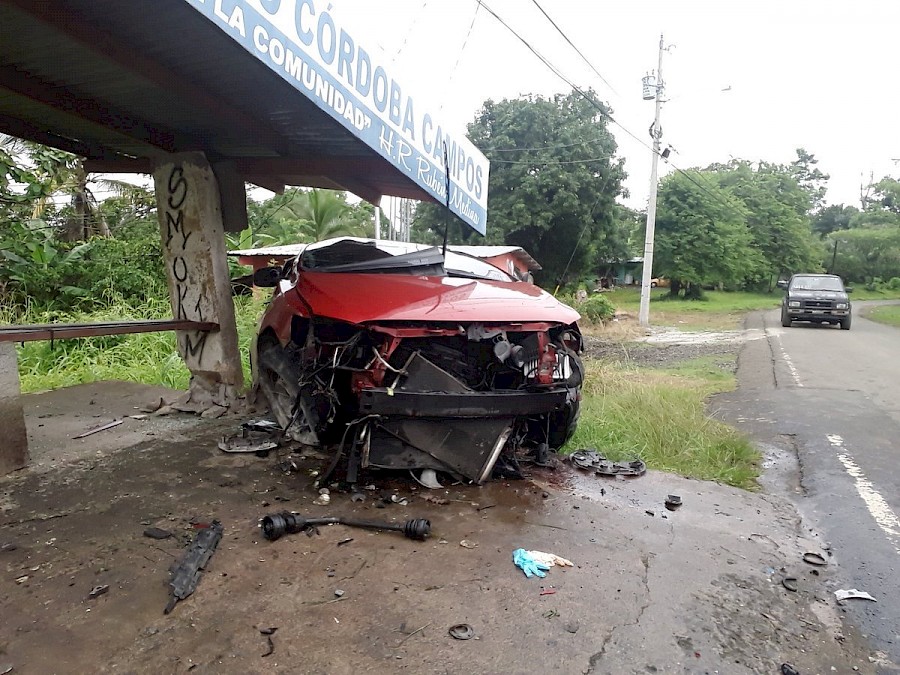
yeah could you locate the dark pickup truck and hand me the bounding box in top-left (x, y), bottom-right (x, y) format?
top-left (778, 274), bottom-right (852, 330)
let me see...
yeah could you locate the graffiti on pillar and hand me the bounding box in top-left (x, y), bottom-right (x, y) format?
top-left (160, 164), bottom-right (210, 366)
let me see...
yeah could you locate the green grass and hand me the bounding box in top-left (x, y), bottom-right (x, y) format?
top-left (603, 287), bottom-right (781, 330)
top-left (606, 287), bottom-right (781, 313)
top-left (4, 294), bottom-right (759, 488)
top-left (2, 295), bottom-right (267, 394)
top-left (849, 287), bottom-right (900, 301)
top-left (565, 356), bottom-right (758, 489)
top-left (864, 304), bottom-right (900, 327)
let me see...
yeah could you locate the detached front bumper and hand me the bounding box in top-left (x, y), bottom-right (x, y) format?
top-left (360, 388), bottom-right (568, 417)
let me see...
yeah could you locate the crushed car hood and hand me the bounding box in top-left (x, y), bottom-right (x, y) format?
top-left (294, 272), bottom-right (581, 325)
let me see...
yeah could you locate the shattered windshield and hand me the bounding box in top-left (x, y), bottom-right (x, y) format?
top-left (790, 276), bottom-right (845, 292)
top-left (300, 238), bottom-right (514, 281)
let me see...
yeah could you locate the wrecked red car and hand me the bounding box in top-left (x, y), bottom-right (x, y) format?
top-left (251, 237), bottom-right (583, 484)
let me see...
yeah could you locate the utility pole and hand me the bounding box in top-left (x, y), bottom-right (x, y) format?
top-left (374, 202), bottom-right (381, 240)
top-left (638, 34), bottom-right (666, 328)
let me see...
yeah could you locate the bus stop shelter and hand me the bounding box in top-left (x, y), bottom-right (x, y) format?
top-left (0, 0), bottom-right (489, 473)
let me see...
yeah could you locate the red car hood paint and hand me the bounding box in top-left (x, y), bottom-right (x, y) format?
top-left (292, 272), bottom-right (580, 325)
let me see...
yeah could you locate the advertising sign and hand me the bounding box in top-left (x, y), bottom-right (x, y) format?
top-left (184, 0), bottom-right (490, 234)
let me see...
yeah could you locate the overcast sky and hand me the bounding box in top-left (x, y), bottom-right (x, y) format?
top-left (334, 0), bottom-right (900, 211)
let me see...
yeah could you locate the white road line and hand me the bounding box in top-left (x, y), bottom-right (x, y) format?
top-left (827, 433), bottom-right (900, 555)
top-left (770, 330), bottom-right (803, 387)
top-left (781, 350), bottom-right (803, 387)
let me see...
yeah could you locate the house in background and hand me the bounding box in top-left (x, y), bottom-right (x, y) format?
top-left (598, 257), bottom-right (645, 287)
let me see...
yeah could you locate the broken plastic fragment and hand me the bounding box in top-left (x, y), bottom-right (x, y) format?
top-left (88, 584), bottom-right (109, 599)
top-left (448, 623), bottom-right (475, 640)
top-left (802, 551), bottom-right (827, 566)
top-left (835, 588), bottom-right (876, 602)
top-left (411, 469), bottom-right (443, 489)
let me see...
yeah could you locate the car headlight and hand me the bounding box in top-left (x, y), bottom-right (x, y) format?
top-left (836, 303), bottom-right (848, 309)
top-left (788, 301), bottom-right (800, 308)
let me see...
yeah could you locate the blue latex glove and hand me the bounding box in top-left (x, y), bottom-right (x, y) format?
top-left (513, 548), bottom-right (550, 578)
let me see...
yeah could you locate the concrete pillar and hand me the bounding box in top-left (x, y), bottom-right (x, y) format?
top-left (153, 152), bottom-right (243, 406)
top-left (0, 343), bottom-right (28, 474)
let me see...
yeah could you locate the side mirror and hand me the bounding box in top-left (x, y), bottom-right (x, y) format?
top-left (253, 267), bottom-right (282, 287)
top-left (776, 280), bottom-right (788, 290)
top-left (845, 287), bottom-right (853, 293)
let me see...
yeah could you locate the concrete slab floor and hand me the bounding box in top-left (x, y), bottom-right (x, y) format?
top-left (0, 383), bottom-right (880, 674)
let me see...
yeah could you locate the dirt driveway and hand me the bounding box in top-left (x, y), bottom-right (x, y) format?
top-left (0, 381), bottom-right (879, 674)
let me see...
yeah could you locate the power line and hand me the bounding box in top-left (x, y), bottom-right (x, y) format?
top-left (529, 0), bottom-right (618, 97)
top-left (487, 138), bottom-right (611, 153)
top-left (477, 0), bottom-right (749, 221)
top-left (492, 154), bottom-right (617, 165)
top-left (390, 0), bottom-right (430, 63)
top-left (443, 1), bottom-right (481, 96)
top-left (475, 2), bottom-right (650, 158)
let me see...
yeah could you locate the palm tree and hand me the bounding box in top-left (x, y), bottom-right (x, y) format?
top-left (1, 134), bottom-right (147, 241)
top-left (286, 189), bottom-right (365, 242)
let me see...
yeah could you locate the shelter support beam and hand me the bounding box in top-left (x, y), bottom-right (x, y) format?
top-left (0, 343), bottom-right (28, 475)
top-left (153, 152), bottom-right (243, 406)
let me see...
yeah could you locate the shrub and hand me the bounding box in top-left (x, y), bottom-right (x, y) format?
top-left (865, 276), bottom-right (883, 292)
top-left (888, 277), bottom-right (900, 291)
top-left (578, 293), bottom-right (616, 323)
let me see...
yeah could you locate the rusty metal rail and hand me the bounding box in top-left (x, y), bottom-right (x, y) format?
top-left (0, 320), bottom-right (218, 343)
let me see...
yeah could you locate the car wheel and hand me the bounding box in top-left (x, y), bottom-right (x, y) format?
top-left (840, 315), bottom-right (852, 331)
top-left (547, 397), bottom-right (581, 450)
top-left (781, 307), bottom-right (792, 327)
top-left (650, 281), bottom-right (658, 288)
top-left (256, 339), bottom-right (300, 431)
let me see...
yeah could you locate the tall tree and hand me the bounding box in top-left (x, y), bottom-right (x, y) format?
top-left (790, 148), bottom-right (829, 214)
top-left (653, 170), bottom-right (761, 297)
top-left (869, 177), bottom-right (900, 215)
top-left (1, 134), bottom-right (147, 240)
top-left (812, 204), bottom-right (859, 237)
top-left (248, 188), bottom-right (371, 244)
top-left (712, 160), bottom-right (821, 288)
top-left (412, 89), bottom-right (626, 286)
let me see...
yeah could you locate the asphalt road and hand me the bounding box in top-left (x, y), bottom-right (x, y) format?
top-left (716, 301), bottom-right (900, 668)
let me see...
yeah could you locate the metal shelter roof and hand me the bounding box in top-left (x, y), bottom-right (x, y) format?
top-left (0, 0), bottom-right (455, 208)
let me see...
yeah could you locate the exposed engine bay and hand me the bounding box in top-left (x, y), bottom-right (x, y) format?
top-left (255, 317), bottom-right (583, 484)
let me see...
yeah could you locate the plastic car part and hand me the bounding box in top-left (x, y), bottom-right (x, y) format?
top-left (165, 520), bottom-right (224, 614)
top-left (570, 450), bottom-right (646, 477)
top-left (411, 468), bottom-right (443, 489)
top-left (260, 511), bottom-right (431, 541)
top-left (448, 624), bottom-right (475, 640)
top-left (595, 458), bottom-right (647, 478)
top-left (802, 551), bottom-right (828, 566)
top-left (665, 495), bottom-right (682, 510)
top-left (834, 588), bottom-right (876, 602)
top-left (571, 449), bottom-right (605, 470)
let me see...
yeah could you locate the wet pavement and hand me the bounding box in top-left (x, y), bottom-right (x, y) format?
top-left (0, 381), bottom-right (881, 674)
